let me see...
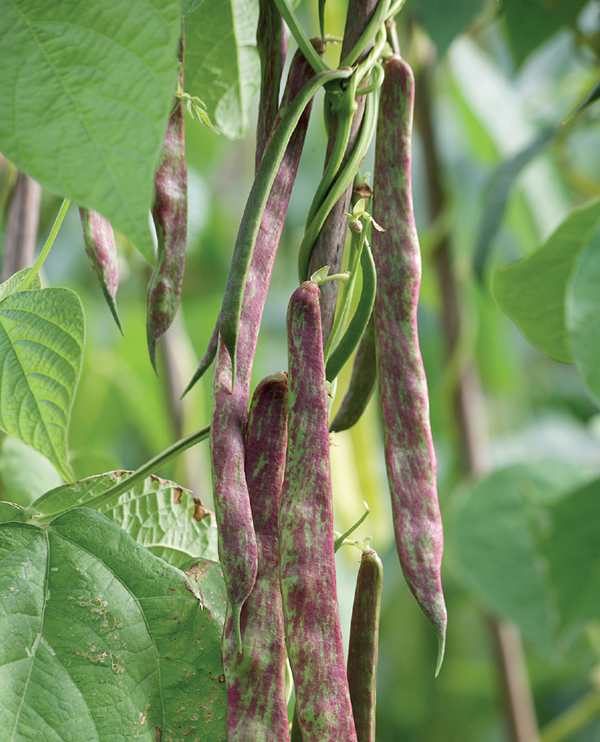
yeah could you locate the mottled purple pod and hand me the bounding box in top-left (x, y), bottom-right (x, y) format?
top-left (210, 49), bottom-right (317, 644)
top-left (146, 41), bottom-right (187, 374)
top-left (347, 548), bottom-right (383, 742)
top-left (330, 315), bottom-right (376, 433)
top-left (372, 55), bottom-right (446, 673)
top-left (280, 281), bottom-right (357, 742)
top-left (256, 0), bottom-right (287, 170)
top-left (222, 372), bottom-right (290, 741)
top-left (79, 207), bottom-right (123, 334)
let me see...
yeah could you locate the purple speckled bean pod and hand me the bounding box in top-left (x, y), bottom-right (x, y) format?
top-left (222, 371), bottom-right (290, 741)
top-left (146, 38), bottom-right (187, 373)
top-left (210, 50), bottom-right (317, 645)
top-left (347, 548), bottom-right (383, 742)
top-left (330, 311), bottom-right (376, 433)
top-left (372, 55), bottom-right (446, 673)
top-left (79, 207), bottom-right (123, 334)
top-left (256, 0), bottom-right (287, 171)
top-left (280, 281), bottom-right (357, 742)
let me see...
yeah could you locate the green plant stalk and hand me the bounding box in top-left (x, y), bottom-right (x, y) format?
top-left (334, 505), bottom-right (371, 551)
top-left (30, 424), bottom-right (210, 522)
top-left (272, 0), bottom-right (328, 74)
top-left (341, 0), bottom-right (390, 67)
top-left (539, 689), bottom-right (600, 742)
top-left (298, 90), bottom-right (377, 282)
top-left (19, 198), bottom-right (70, 291)
top-left (219, 67), bottom-right (352, 387)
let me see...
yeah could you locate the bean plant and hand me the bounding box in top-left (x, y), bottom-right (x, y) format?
top-left (2, 1), bottom-right (600, 741)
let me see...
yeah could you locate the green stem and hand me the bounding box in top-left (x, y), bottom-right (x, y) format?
top-left (539, 689), bottom-right (600, 742)
top-left (340, 0), bottom-right (390, 67)
top-left (334, 505), bottom-right (371, 551)
top-left (19, 198), bottom-right (70, 291)
top-left (33, 424), bottom-right (210, 521)
top-left (272, 0), bottom-right (328, 74)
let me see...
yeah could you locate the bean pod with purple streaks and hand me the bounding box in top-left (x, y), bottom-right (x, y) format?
top-left (280, 281), bottom-right (357, 742)
top-left (146, 41), bottom-right (187, 373)
top-left (222, 372), bottom-right (290, 742)
top-left (210, 50), bottom-right (318, 645)
top-left (330, 315), bottom-right (376, 433)
top-left (372, 55), bottom-right (446, 673)
top-left (347, 548), bottom-right (383, 742)
top-left (79, 207), bottom-right (123, 334)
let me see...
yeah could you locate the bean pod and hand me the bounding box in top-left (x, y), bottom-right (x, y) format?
top-left (371, 55), bottom-right (447, 673)
top-left (210, 49), bottom-right (318, 645)
top-left (279, 281), bottom-right (357, 742)
top-left (79, 207), bottom-right (123, 334)
top-left (146, 39), bottom-right (187, 373)
top-left (347, 548), bottom-right (383, 742)
top-left (222, 372), bottom-right (290, 741)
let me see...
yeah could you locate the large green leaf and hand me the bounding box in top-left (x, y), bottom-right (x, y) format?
top-left (0, 437), bottom-right (62, 507)
top-left (0, 508), bottom-right (226, 740)
top-left (493, 197), bottom-right (600, 363)
top-left (414, 0), bottom-right (485, 59)
top-left (0, 0), bottom-right (182, 262)
top-left (448, 462), bottom-right (587, 650)
top-left (185, 0), bottom-right (260, 139)
top-left (565, 229), bottom-right (600, 404)
top-left (0, 287), bottom-right (84, 481)
top-left (541, 479), bottom-right (600, 631)
top-left (32, 471), bottom-right (219, 566)
top-left (502, 0), bottom-right (588, 67)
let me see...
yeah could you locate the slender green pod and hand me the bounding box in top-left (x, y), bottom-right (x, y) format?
top-left (325, 238), bottom-right (376, 382)
top-left (256, 0), bottom-right (287, 170)
top-left (222, 372), bottom-right (290, 741)
top-left (330, 315), bottom-right (376, 433)
top-left (210, 50), bottom-right (321, 645)
top-left (280, 281), bottom-right (358, 742)
top-left (217, 65), bottom-right (351, 387)
top-left (372, 56), bottom-right (446, 673)
top-left (347, 548), bottom-right (383, 742)
top-left (146, 39), bottom-right (187, 373)
top-left (79, 207), bottom-right (123, 334)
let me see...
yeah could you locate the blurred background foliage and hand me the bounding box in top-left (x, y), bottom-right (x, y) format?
top-left (3, 0), bottom-right (600, 740)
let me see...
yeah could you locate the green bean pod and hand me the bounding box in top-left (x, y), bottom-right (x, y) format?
top-left (347, 548), bottom-right (383, 742)
top-left (222, 372), bottom-right (290, 741)
top-left (279, 281), bottom-right (357, 742)
top-left (372, 55), bottom-right (446, 673)
top-left (329, 315), bottom-right (376, 433)
top-left (79, 207), bottom-right (123, 334)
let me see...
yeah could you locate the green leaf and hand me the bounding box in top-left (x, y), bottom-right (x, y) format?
top-left (32, 471), bottom-right (218, 566)
top-left (0, 288), bottom-right (84, 481)
top-left (0, 501), bottom-right (26, 523)
top-left (541, 479), bottom-right (600, 630)
top-left (502, 0), bottom-right (588, 67)
top-left (493, 197), bottom-right (600, 363)
top-left (182, 0), bottom-right (205, 15)
top-left (448, 462), bottom-right (585, 650)
top-left (566, 229), bottom-right (600, 404)
top-left (0, 508), bottom-right (226, 740)
top-left (0, 437), bottom-right (62, 508)
top-left (185, 0), bottom-right (260, 139)
top-left (0, 0), bottom-right (182, 263)
top-left (0, 268), bottom-right (41, 302)
top-left (414, 0), bottom-right (485, 59)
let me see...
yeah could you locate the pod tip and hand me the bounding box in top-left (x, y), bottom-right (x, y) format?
top-left (434, 630), bottom-right (446, 677)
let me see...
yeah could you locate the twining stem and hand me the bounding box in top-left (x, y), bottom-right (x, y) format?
top-left (272, 0), bottom-right (328, 74)
top-left (19, 198), bottom-right (71, 291)
top-left (539, 688), bottom-right (600, 742)
top-left (2, 170), bottom-right (42, 281)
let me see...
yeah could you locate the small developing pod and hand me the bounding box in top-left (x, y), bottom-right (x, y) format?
top-left (146, 37), bottom-right (187, 373)
top-left (79, 207), bottom-right (122, 333)
top-left (347, 548), bottom-right (383, 742)
top-left (330, 315), bottom-right (376, 433)
top-left (222, 372), bottom-right (290, 742)
top-left (279, 281), bottom-right (358, 742)
top-left (210, 49), bottom-right (318, 644)
top-left (371, 55), bottom-right (446, 673)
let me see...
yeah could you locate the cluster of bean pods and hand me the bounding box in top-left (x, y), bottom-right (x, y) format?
top-left (82, 0), bottom-right (447, 735)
